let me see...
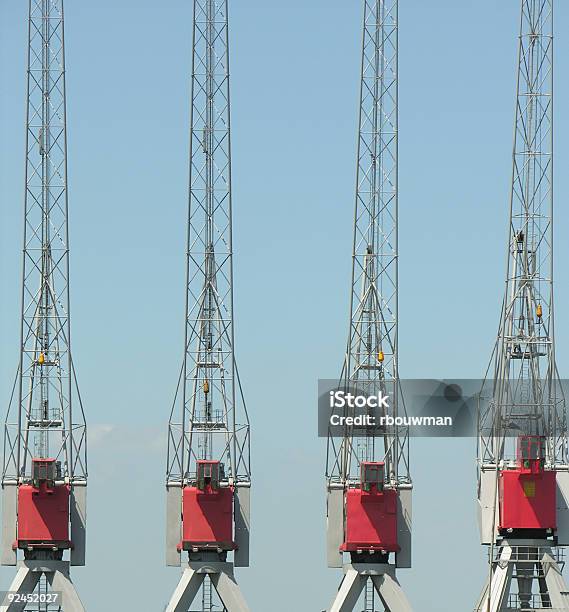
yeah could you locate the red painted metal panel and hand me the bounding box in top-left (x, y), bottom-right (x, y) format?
top-left (341, 487), bottom-right (399, 552)
top-left (17, 484), bottom-right (70, 547)
top-left (499, 469), bottom-right (557, 531)
top-left (181, 485), bottom-right (234, 550)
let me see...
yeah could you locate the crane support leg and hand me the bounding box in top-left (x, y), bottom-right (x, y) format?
top-left (328, 563), bottom-right (412, 612)
top-left (165, 565), bottom-right (204, 612)
top-left (0, 561), bottom-right (84, 612)
top-left (166, 561), bottom-right (250, 612)
top-left (46, 566), bottom-right (86, 612)
top-left (328, 568), bottom-right (365, 612)
top-left (475, 541), bottom-right (569, 612)
top-left (210, 566), bottom-right (250, 610)
top-left (0, 565), bottom-right (41, 612)
top-left (475, 545), bottom-right (513, 612)
top-left (542, 552), bottom-right (569, 609)
top-left (371, 573), bottom-right (413, 611)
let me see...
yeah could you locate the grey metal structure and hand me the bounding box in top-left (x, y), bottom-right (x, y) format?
top-left (165, 1), bottom-right (250, 611)
top-left (325, 1), bottom-right (412, 610)
top-left (1, 1), bottom-right (87, 610)
top-left (475, 1), bottom-right (569, 610)
top-left (475, 541), bottom-right (569, 612)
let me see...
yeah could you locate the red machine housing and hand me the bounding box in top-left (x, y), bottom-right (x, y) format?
top-left (341, 462), bottom-right (399, 553)
top-left (498, 436), bottom-right (557, 532)
top-left (16, 458), bottom-right (70, 550)
top-left (180, 460), bottom-right (234, 551)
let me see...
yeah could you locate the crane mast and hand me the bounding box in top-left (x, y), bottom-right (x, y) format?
top-left (165, 1), bottom-right (251, 611)
top-left (475, 2), bottom-right (569, 610)
top-left (1, 1), bottom-right (87, 609)
top-left (478, 0), bottom-right (565, 472)
top-left (325, 2), bottom-right (412, 610)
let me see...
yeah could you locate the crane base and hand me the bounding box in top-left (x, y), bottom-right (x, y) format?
top-left (166, 559), bottom-right (249, 612)
top-left (327, 563), bottom-right (412, 612)
top-left (475, 539), bottom-right (569, 611)
top-left (0, 560), bottom-right (84, 612)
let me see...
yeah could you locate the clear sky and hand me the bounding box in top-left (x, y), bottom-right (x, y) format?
top-left (2, 1), bottom-right (569, 610)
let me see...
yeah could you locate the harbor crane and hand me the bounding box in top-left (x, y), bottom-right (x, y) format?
top-left (325, 1), bottom-right (412, 611)
top-left (1, 1), bottom-right (88, 610)
top-left (165, 1), bottom-right (251, 611)
top-left (475, 2), bottom-right (569, 610)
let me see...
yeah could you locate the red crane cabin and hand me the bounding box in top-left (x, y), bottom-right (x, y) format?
top-left (342, 461), bottom-right (399, 553)
top-left (16, 458), bottom-right (70, 550)
top-left (499, 435), bottom-right (557, 533)
top-left (180, 460), bottom-right (234, 551)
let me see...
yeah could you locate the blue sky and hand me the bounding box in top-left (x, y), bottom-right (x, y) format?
top-left (2, 1), bottom-right (569, 610)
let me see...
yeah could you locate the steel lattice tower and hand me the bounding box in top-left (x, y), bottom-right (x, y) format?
top-left (325, 2), bottom-right (412, 611)
top-left (1, 1), bottom-right (87, 610)
top-left (475, 2), bottom-right (569, 610)
top-left (165, 1), bottom-right (250, 611)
